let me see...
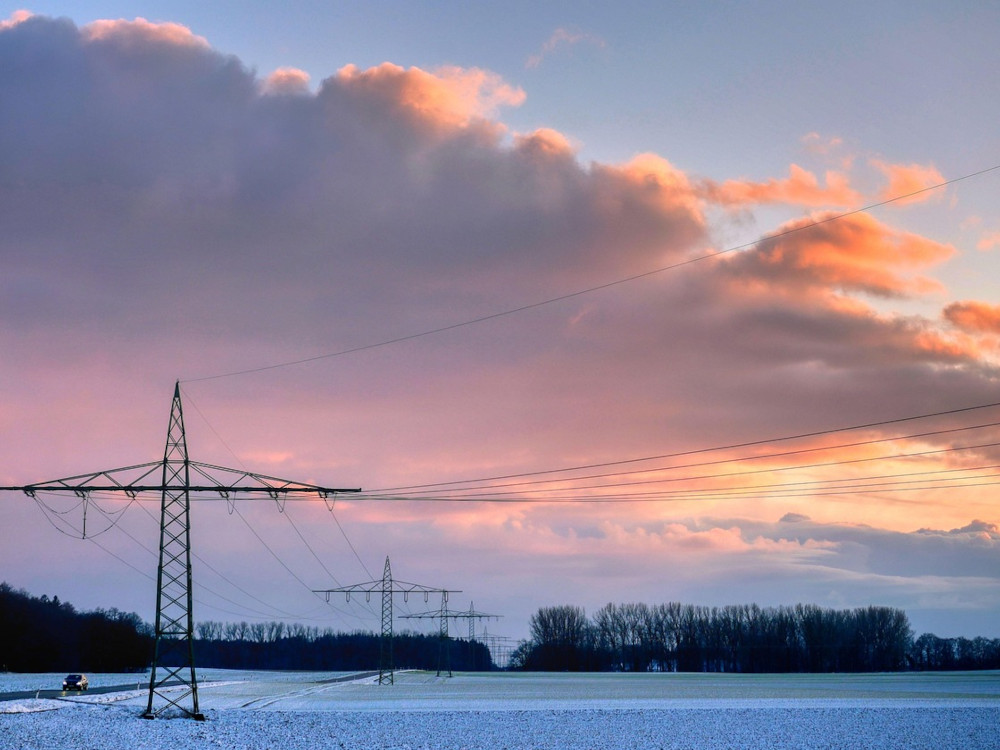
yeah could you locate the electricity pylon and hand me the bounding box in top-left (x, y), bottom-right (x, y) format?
top-left (478, 628), bottom-right (518, 670)
top-left (400, 600), bottom-right (499, 676)
top-left (0, 381), bottom-right (360, 719)
top-left (315, 556), bottom-right (458, 684)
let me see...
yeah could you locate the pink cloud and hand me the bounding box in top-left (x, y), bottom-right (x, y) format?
top-left (513, 128), bottom-right (576, 159)
top-left (872, 159), bottom-right (946, 205)
top-left (261, 67), bottom-right (310, 95)
top-left (0, 10), bottom-right (31, 30)
top-left (334, 62), bottom-right (525, 130)
top-left (699, 164), bottom-right (860, 208)
top-left (944, 301), bottom-right (1000, 334)
top-left (82, 16), bottom-right (209, 49)
top-left (721, 212), bottom-right (953, 298)
top-left (976, 230), bottom-right (1000, 251)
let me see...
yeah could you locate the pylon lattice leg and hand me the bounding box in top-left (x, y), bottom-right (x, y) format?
top-left (379, 556), bottom-right (394, 685)
top-left (144, 383), bottom-right (204, 720)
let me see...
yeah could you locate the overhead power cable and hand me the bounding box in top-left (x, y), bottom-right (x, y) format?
top-left (366, 401), bottom-right (1000, 493)
top-left (360, 441), bottom-right (1000, 502)
top-left (182, 163), bottom-right (1000, 384)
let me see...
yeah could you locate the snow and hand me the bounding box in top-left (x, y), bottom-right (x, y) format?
top-left (2, 670), bottom-right (998, 749)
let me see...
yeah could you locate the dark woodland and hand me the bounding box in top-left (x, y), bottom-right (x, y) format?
top-left (511, 603), bottom-right (1000, 673)
top-left (0, 583), bottom-right (491, 673)
top-left (0, 582), bottom-right (151, 673)
top-left (192, 620), bottom-right (494, 672)
top-left (3, 585), bottom-right (999, 675)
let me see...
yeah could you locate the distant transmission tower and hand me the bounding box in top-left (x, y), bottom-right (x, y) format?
top-left (315, 556), bottom-right (458, 684)
top-left (401, 600), bottom-right (499, 676)
top-left (1, 382), bottom-right (360, 720)
top-left (478, 628), bottom-right (518, 670)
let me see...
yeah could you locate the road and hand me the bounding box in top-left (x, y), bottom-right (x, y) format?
top-left (0, 679), bottom-right (168, 702)
top-left (0, 673), bottom-right (379, 703)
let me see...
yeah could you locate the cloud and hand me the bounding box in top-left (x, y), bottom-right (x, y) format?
top-left (699, 164), bottom-right (860, 208)
top-left (82, 16), bottom-right (209, 49)
top-left (526, 27), bottom-right (607, 69)
top-left (872, 159), bottom-right (946, 205)
top-left (720, 212), bottom-right (953, 299)
top-left (780, 512), bottom-right (811, 523)
top-left (335, 62), bottom-right (526, 129)
top-left (944, 301), bottom-right (1000, 334)
top-left (0, 9), bottom-right (30, 30)
top-left (261, 67), bottom-right (310, 95)
top-left (977, 230), bottom-right (1000, 251)
top-left (1, 15), bottom-right (998, 639)
top-left (801, 132), bottom-right (844, 156)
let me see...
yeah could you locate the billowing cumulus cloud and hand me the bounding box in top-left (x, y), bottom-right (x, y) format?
top-left (1, 15), bottom-right (998, 638)
top-left (261, 67), bottom-right (311, 95)
top-left (335, 62), bottom-right (526, 129)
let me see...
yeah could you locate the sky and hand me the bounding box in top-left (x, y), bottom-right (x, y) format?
top-left (1, 2), bottom-right (999, 646)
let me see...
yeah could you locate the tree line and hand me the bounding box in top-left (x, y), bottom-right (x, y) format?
top-left (0, 582), bottom-right (151, 672)
top-left (5, 583), bottom-right (998, 675)
top-left (193, 620), bottom-right (494, 672)
top-left (0, 583), bottom-right (493, 674)
top-left (511, 602), bottom-right (1000, 673)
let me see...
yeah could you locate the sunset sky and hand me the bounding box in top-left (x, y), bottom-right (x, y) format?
top-left (1, 3), bottom-right (999, 645)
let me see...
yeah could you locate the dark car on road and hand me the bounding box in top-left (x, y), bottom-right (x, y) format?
top-left (62, 674), bottom-right (88, 691)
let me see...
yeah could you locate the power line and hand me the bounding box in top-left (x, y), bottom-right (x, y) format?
top-left (354, 478), bottom-right (1000, 505)
top-left (129, 497), bottom-right (329, 622)
top-left (366, 402), bottom-right (1000, 493)
top-left (180, 386), bottom-right (377, 596)
top-left (182, 163), bottom-right (1000, 384)
top-left (360, 441), bottom-right (1000, 502)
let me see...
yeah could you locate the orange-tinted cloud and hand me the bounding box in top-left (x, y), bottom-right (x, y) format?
top-left (262, 67), bottom-right (310, 95)
top-left (872, 159), bottom-right (946, 205)
top-left (723, 212), bottom-right (953, 298)
top-left (605, 153), bottom-right (703, 218)
top-left (699, 164), bottom-right (859, 208)
top-left (945, 301), bottom-right (1000, 334)
top-left (335, 62), bottom-right (525, 130)
top-left (82, 16), bottom-right (209, 49)
top-left (513, 128), bottom-right (576, 159)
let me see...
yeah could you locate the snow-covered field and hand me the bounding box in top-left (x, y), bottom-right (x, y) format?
top-left (2, 669), bottom-right (999, 749)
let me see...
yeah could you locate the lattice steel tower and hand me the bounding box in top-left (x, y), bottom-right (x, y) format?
top-left (315, 556), bottom-right (458, 685)
top-left (144, 383), bottom-right (200, 719)
top-left (1, 382), bottom-right (360, 720)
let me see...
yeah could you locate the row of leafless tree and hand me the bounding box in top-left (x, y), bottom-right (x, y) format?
top-left (512, 601), bottom-right (961, 673)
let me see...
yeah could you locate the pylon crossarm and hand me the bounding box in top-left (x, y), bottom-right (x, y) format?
top-left (1, 461), bottom-right (360, 497)
top-left (0, 460), bottom-right (165, 494)
top-left (314, 582), bottom-right (459, 596)
top-left (1, 485), bottom-right (362, 496)
top-left (188, 461), bottom-right (360, 496)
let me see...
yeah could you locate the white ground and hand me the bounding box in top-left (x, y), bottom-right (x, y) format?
top-left (2, 670), bottom-right (999, 749)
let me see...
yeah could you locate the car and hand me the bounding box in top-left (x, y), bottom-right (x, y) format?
top-left (62, 674), bottom-right (88, 691)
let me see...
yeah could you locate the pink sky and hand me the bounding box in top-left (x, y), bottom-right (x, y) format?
top-left (0, 13), bottom-right (998, 641)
